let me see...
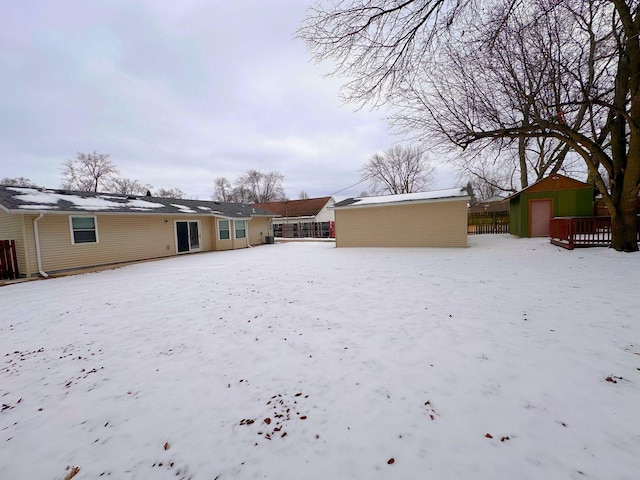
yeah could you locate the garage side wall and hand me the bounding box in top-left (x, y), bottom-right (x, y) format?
top-left (335, 200), bottom-right (468, 247)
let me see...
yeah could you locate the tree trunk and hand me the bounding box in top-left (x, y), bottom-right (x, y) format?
top-left (610, 183), bottom-right (639, 252)
top-left (611, 212), bottom-right (638, 252)
top-left (518, 132), bottom-right (528, 189)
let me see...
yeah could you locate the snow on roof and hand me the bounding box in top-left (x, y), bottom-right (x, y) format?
top-left (0, 186), bottom-right (278, 218)
top-left (170, 203), bottom-right (197, 213)
top-left (335, 188), bottom-right (468, 208)
top-left (7, 188), bottom-right (164, 211)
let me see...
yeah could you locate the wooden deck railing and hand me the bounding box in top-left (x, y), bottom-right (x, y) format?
top-left (549, 216), bottom-right (640, 249)
top-left (1, 240), bottom-right (19, 280)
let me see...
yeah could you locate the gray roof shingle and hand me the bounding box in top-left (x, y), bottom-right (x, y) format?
top-left (0, 186), bottom-right (276, 218)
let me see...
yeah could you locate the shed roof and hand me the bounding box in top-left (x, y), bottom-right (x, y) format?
top-left (508, 174), bottom-right (592, 200)
top-left (333, 188), bottom-right (469, 209)
top-left (0, 186), bottom-right (276, 219)
top-left (255, 197), bottom-right (333, 218)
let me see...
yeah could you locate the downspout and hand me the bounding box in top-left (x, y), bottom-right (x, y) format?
top-left (33, 213), bottom-right (49, 278)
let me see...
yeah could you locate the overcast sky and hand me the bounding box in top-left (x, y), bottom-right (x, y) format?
top-left (1, 0), bottom-right (456, 200)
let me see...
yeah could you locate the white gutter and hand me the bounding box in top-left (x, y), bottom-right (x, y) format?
top-left (33, 213), bottom-right (49, 278)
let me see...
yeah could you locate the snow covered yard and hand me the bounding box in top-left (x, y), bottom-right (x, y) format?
top-left (1, 235), bottom-right (639, 480)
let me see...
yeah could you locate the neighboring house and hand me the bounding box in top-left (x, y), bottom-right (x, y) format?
top-left (468, 195), bottom-right (509, 214)
top-left (255, 196), bottom-right (335, 238)
top-left (333, 188), bottom-right (470, 248)
top-left (0, 186), bottom-right (276, 277)
top-left (508, 174), bottom-right (594, 238)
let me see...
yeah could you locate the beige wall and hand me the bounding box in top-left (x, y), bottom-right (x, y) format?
top-left (335, 199), bottom-right (468, 248)
top-left (0, 210), bottom-right (30, 276)
top-left (2, 211), bottom-right (274, 276)
top-left (36, 214), bottom-right (185, 273)
top-left (248, 217), bottom-right (271, 245)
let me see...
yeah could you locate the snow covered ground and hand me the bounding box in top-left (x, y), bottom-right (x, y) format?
top-left (1, 235), bottom-right (639, 480)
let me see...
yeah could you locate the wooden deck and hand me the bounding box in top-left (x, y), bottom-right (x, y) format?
top-left (549, 216), bottom-right (639, 249)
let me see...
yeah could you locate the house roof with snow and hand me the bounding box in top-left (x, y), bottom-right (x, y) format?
top-left (333, 188), bottom-right (469, 209)
top-left (255, 196), bottom-right (333, 218)
top-left (0, 186), bottom-right (276, 219)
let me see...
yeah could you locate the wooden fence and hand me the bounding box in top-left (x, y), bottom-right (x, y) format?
top-left (468, 211), bottom-right (510, 235)
top-left (1, 240), bottom-right (19, 280)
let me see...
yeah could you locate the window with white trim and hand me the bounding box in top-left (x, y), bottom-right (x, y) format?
top-left (234, 219), bottom-right (247, 239)
top-left (70, 216), bottom-right (98, 244)
top-left (218, 219), bottom-right (230, 240)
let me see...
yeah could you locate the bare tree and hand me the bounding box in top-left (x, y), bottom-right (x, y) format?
top-left (61, 151), bottom-right (119, 192)
top-left (156, 188), bottom-right (185, 199)
top-left (300, 0), bottom-right (640, 251)
top-left (111, 178), bottom-right (153, 196)
top-left (1, 177), bottom-right (37, 187)
top-left (299, 190), bottom-right (310, 199)
top-left (299, 0), bottom-right (463, 107)
top-left (361, 145), bottom-right (434, 194)
top-left (236, 170), bottom-right (286, 203)
top-left (212, 177), bottom-right (235, 202)
top-left (212, 171), bottom-right (285, 203)
top-left (393, 1), bottom-right (604, 190)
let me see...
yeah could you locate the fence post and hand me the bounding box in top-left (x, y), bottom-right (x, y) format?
top-left (0, 240), bottom-right (19, 280)
top-left (10, 240), bottom-right (18, 279)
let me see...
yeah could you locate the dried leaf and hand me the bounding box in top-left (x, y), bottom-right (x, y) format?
top-left (264, 418), bottom-right (271, 425)
top-left (163, 442), bottom-right (170, 451)
top-left (485, 433), bottom-right (493, 439)
top-left (64, 466), bottom-right (80, 480)
top-left (387, 458), bottom-right (395, 465)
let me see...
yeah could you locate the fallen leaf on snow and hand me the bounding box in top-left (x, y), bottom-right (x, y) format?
top-left (64, 466), bottom-right (80, 480)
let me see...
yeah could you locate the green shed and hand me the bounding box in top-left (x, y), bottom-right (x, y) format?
top-left (508, 174), bottom-right (594, 237)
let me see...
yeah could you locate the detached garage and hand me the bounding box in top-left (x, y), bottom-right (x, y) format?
top-left (333, 188), bottom-right (470, 248)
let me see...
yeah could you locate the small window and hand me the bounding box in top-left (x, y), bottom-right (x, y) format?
top-left (70, 216), bottom-right (98, 244)
top-left (235, 219), bottom-right (247, 239)
top-left (218, 219), bottom-right (230, 240)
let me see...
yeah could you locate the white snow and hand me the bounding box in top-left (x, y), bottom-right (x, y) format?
top-left (1, 235), bottom-right (639, 480)
top-left (341, 188), bottom-right (467, 207)
top-left (170, 204), bottom-right (197, 214)
top-left (124, 199), bottom-right (165, 210)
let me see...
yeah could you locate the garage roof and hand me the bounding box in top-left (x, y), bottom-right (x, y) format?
top-left (333, 188), bottom-right (469, 209)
